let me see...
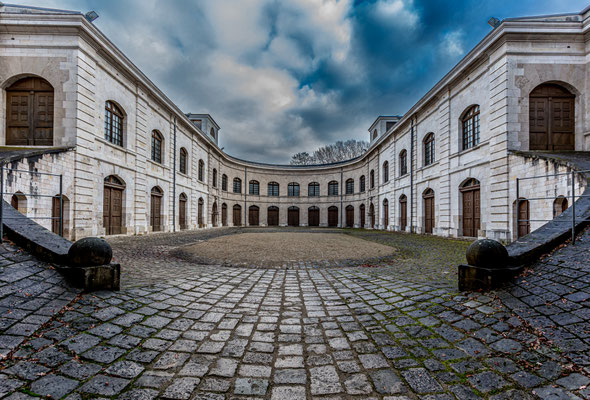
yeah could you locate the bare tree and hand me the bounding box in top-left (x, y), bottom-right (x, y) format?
top-left (290, 140), bottom-right (369, 165)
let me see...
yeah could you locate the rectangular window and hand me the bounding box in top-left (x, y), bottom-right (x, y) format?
top-left (346, 180), bottom-right (354, 194)
top-left (249, 181), bottom-right (260, 195)
top-left (268, 184), bottom-right (279, 196)
top-left (328, 182), bottom-right (338, 196)
top-left (288, 185), bottom-right (300, 197)
top-left (233, 180), bottom-right (241, 193)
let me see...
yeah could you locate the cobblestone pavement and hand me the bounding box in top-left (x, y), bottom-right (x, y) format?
top-left (0, 228), bottom-right (588, 399)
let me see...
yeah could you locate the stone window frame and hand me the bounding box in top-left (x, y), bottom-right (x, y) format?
top-left (461, 105), bottom-right (480, 150)
top-left (104, 101), bottom-right (124, 147)
top-left (249, 180), bottom-right (260, 195)
top-left (288, 182), bottom-right (300, 197)
top-left (151, 130), bottom-right (163, 164)
top-left (179, 147), bottom-right (188, 175)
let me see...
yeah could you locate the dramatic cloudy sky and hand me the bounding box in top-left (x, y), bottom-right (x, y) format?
top-left (10, 0), bottom-right (589, 162)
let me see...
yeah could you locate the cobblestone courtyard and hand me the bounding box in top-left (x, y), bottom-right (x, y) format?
top-left (0, 228), bottom-right (589, 399)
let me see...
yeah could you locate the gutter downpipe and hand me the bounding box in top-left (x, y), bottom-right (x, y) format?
top-left (410, 115), bottom-right (415, 233)
top-left (172, 116), bottom-right (177, 233)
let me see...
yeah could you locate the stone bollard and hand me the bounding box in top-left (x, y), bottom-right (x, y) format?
top-left (64, 237), bottom-right (120, 291)
top-left (458, 239), bottom-right (519, 291)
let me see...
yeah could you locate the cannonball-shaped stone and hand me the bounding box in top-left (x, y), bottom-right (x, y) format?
top-left (68, 237), bottom-right (113, 267)
top-left (466, 239), bottom-right (508, 269)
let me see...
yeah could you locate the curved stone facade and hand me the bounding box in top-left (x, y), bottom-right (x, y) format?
top-left (0, 4), bottom-right (589, 241)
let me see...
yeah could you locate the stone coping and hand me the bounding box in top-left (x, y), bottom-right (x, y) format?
top-left (0, 146), bottom-right (74, 164)
top-left (506, 151), bottom-right (590, 267)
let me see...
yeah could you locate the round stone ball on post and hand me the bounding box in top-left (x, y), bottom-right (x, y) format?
top-left (466, 239), bottom-right (508, 269)
top-left (68, 237), bottom-right (113, 267)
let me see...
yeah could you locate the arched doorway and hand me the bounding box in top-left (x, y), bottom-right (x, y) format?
top-left (179, 193), bottom-right (187, 230)
top-left (369, 203), bottom-right (375, 228)
top-left (515, 198), bottom-right (530, 238)
top-left (267, 206), bottom-right (279, 226)
top-left (328, 206), bottom-right (338, 227)
top-left (150, 186), bottom-right (163, 232)
top-left (288, 206), bottom-right (300, 226)
top-left (198, 198), bottom-right (204, 227)
top-left (233, 204), bottom-right (241, 226)
top-left (10, 192), bottom-right (26, 214)
top-left (399, 195), bottom-right (407, 231)
top-left (308, 206), bottom-right (319, 227)
top-left (553, 196), bottom-right (568, 217)
top-left (222, 203), bottom-right (228, 226)
top-left (460, 178), bottom-right (480, 237)
top-left (249, 205), bottom-right (260, 226)
top-left (359, 204), bottom-right (365, 228)
top-left (423, 189), bottom-right (434, 234)
top-left (345, 205), bottom-right (354, 228)
top-left (52, 195), bottom-right (70, 237)
top-left (382, 199), bottom-right (389, 229)
top-left (529, 83), bottom-right (575, 151)
top-left (212, 202), bottom-right (218, 226)
top-left (104, 176), bottom-right (125, 235)
top-left (6, 77), bottom-right (54, 146)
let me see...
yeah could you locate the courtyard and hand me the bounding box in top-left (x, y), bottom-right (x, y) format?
top-left (0, 228), bottom-right (588, 399)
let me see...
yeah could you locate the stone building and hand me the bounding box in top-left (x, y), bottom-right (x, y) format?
top-left (0, 3), bottom-right (588, 242)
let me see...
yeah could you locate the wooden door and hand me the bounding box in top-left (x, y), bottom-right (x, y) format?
top-left (328, 207), bottom-right (338, 227)
top-left (400, 198), bottom-right (407, 231)
top-left (52, 196), bottom-right (61, 235)
top-left (530, 84), bottom-right (575, 151)
top-left (308, 207), bottom-right (319, 227)
top-left (360, 205), bottom-right (365, 228)
top-left (383, 200), bottom-right (389, 228)
top-left (10, 195), bottom-right (18, 210)
top-left (6, 77), bottom-right (54, 146)
top-left (198, 199), bottom-right (204, 228)
top-left (462, 187), bottom-right (480, 237)
top-left (423, 192), bottom-right (434, 234)
top-left (288, 208), bottom-right (299, 226)
top-left (369, 203), bottom-right (375, 228)
top-left (179, 198), bottom-right (187, 229)
top-left (517, 199), bottom-right (530, 238)
top-left (268, 207), bottom-right (279, 226)
top-left (346, 206), bottom-right (354, 227)
top-left (249, 206), bottom-right (259, 226)
top-left (151, 194), bottom-right (162, 231)
top-left (233, 205), bottom-right (241, 226)
top-left (212, 203), bottom-right (217, 226)
top-left (104, 184), bottom-right (123, 235)
top-left (222, 204), bottom-right (227, 226)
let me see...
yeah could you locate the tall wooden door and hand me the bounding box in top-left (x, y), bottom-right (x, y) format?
top-left (268, 207), bottom-right (279, 226)
top-left (52, 196), bottom-right (61, 235)
top-left (212, 202), bottom-right (218, 226)
top-left (222, 204), bottom-right (228, 226)
top-left (288, 207), bottom-right (300, 226)
top-left (150, 187), bottom-right (163, 232)
top-left (179, 194), bottom-right (187, 230)
top-left (461, 179), bottom-right (480, 237)
top-left (517, 199), bottom-right (530, 238)
top-left (345, 206), bottom-right (354, 227)
top-left (383, 199), bottom-right (389, 228)
top-left (399, 196), bottom-right (407, 231)
top-left (360, 205), bottom-right (365, 228)
top-left (328, 206), bottom-right (338, 227)
top-left (423, 189), bottom-right (434, 234)
top-left (308, 207), bottom-right (319, 227)
top-left (369, 203), bottom-right (375, 228)
top-left (104, 176), bottom-right (124, 235)
top-left (249, 206), bottom-right (259, 226)
top-left (6, 77), bottom-right (54, 146)
top-left (233, 205), bottom-right (241, 226)
top-left (529, 84), bottom-right (575, 151)
top-left (198, 198), bottom-right (204, 228)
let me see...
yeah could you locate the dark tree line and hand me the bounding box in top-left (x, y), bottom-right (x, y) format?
top-left (290, 140), bottom-right (369, 165)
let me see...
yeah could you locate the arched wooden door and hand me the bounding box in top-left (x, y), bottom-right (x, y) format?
top-left (383, 199), bottom-right (389, 228)
top-left (179, 193), bottom-right (187, 230)
top-left (104, 176), bottom-right (125, 235)
top-left (198, 198), bottom-right (204, 228)
top-left (529, 83), bottom-right (575, 151)
top-left (233, 205), bottom-right (241, 226)
top-left (328, 206), bottom-right (338, 227)
top-left (150, 186), bottom-right (163, 232)
top-left (369, 203), bottom-right (375, 228)
top-left (52, 195), bottom-right (69, 237)
top-left (222, 203), bottom-right (228, 226)
top-left (308, 207), bottom-right (319, 227)
top-left (288, 206), bottom-right (300, 226)
top-left (516, 198), bottom-right (530, 238)
top-left (553, 196), bottom-right (568, 217)
top-left (461, 179), bottom-right (480, 237)
top-left (267, 206), bottom-right (279, 226)
top-left (399, 195), bottom-right (407, 231)
top-left (359, 204), bottom-right (365, 228)
top-left (249, 205), bottom-right (260, 226)
top-left (345, 205), bottom-right (354, 228)
top-left (423, 189), bottom-right (434, 234)
top-left (6, 77), bottom-right (54, 146)
top-left (212, 202), bottom-right (218, 226)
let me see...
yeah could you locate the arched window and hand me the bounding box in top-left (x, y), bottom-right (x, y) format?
top-left (288, 182), bottom-right (300, 197)
top-left (249, 180), bottom-right (260, 195)
top-left (222, 174), bottom-right (228, 191)
top-left (233, 178), bottom-right (242, 193)
top-left (345, 178), bottom-right (354, 194)
top-left (179, 148), bottom-right (188, 174)
top-left (328, 181), bottom-right (339, 196)
top-left (424, 133), bottom-right (435, 166)
top-left (462, 105), bottom-right (480, 150)
top-left (383, 161), bottom-right (389, 182)
top-left (268, 182), bottom-right (279, 196)
top-left (212, 169), bottom-right (217, 187)
top-left (399, 150), bottom-right (407, 176)
top-left (370, 170), bottom-right (375, 188)
top-left (198, 159), bottom-right (204, 181)
top-left (104, 101), bottom-right (123, 147)
top-left (308, 182), bottom-right (320, 197)
top-left (360, 175), bottom-right (366, 192)
top-left (553, 196), bottom-right (569, 217)
top-left (151, 130), bottom-right (163, 163)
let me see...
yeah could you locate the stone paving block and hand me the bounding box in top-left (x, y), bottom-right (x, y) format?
top-left (344, 373), bottom-right (372, 394)
top-left (401, 368), bottom-right (443, 393)
top-left (209, 358), bottom-right (238, 377)
top-left (371, 369), bottom-right (406, 394)
top-left (82, 345), bottom-right (125, 363)
top-left (30, 374), bottom-right (79, 399)
top-left (234, 377), bottom-right (269, 396)
top-left (118, 388), bottom-right (159, 400)
top-left (80, 374), bottom-right (130, 396)
top-left (105, 360), bottom-right (145, 378)
top-left (59, 360), bottom-right (102, 380)
top-left (310, 365), bottom-right (342, 395)
top-left (468, 371), bottom-right (508, 393)
top-left (61, 333), bottom-right (101, 353)
top-left (162, 377), bottom-right (200, 399)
